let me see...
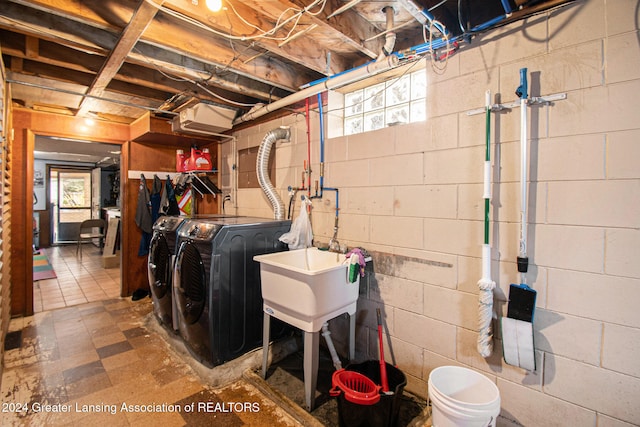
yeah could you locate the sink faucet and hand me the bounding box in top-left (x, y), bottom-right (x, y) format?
top-left (328, 216), bottom-right (341, 252)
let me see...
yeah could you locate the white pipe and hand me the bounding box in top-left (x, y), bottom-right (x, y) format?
top-left (321, 322), bottom-right (342, 370)
top-left (483, 161), bottom-right (491, 199)
top-left (233, 55), bottom-right (399, 124)
top-left (377, 6), bottom-right (397, 61)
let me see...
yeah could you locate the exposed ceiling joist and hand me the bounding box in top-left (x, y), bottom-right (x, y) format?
top-left (1, 0), bottom-right (577, 129)
top-left (76, 0), bottom-right (165, 117)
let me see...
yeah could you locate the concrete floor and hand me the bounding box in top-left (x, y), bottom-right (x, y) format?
top-left (2, 244), bottom-right (431, 426)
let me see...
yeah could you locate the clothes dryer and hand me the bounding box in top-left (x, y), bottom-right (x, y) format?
top-left (148, 214), bottom-right (237, 332)
top-left (173, 217), bottom-right (290, 367)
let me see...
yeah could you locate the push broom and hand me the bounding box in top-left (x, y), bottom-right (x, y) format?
top-left (501, 68), bottom-right (537, 371)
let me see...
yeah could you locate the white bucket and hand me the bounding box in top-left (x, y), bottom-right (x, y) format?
top-left (428, 366), bottom-right (500, 427)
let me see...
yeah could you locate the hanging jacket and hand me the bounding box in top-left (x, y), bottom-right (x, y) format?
top-left (135, 174), bottom-right (153, 234)
top-left (135, 174), bottom-right (153, 256)
top-left (150, 175), bottom-right (162, 224)
top-left (164, 175), bottom-right (181, 215)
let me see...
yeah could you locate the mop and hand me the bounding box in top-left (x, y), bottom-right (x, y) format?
top-left (501, 68), bottom-right (537, 372)
top-left (477, 90), bottom-right (496, 358)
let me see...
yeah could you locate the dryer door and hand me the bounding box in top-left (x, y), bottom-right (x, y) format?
top-left (174, 240), bottom-right (207, 324)
top-left (148, 233), bottom-right (171, 299)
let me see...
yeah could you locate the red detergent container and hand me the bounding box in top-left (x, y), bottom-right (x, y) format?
top-left (185, 147), bottom-right (212, 171)
top-left (176, 149), bottom-right (187, 172)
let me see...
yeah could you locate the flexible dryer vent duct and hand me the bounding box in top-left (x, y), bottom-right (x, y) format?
top-left (257, 126), bottom-right (291, 220)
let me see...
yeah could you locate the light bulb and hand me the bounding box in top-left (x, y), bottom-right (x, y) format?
top-left (206, 0), bottom-right (222, 12)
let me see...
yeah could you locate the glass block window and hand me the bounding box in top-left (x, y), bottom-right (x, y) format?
top-left (343, 68), bottom-right (426, 136)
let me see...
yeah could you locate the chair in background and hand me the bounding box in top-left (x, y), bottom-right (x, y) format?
top-left (76, 219), bottom-right (106, 260)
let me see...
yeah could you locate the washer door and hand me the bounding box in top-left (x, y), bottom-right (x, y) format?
top-left (148, 234), bottom-right (171, 299)
top-left (175, 240), bottom-right (206, 324)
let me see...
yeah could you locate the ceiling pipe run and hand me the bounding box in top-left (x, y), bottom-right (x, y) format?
top-left (233, 54), bottom-right (399, 124)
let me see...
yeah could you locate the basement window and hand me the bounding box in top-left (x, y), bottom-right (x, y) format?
top-left (343, 68), bottom-right (426, 136)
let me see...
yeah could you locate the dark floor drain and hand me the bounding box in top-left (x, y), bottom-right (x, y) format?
top-left (4, 330), bottom-right (22, 351)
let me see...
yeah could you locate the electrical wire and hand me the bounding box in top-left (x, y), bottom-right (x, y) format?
top-left (423, 17), bottom-right (451, 75)
top-left (195, 82), bottom-right (257, 107)
top-left (156, 0), bottom-right (327, 43)
top-left (131, 45), bottom-right (261, 108)
top-left (457, 0), bottom-right (469, 34)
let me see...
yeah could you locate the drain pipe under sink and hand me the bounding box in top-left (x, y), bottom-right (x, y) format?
top-left (322, 322), bottom-right (342, 370)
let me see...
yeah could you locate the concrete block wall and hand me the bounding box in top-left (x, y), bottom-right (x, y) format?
top-left (225, 1), bottom-right (640, 425)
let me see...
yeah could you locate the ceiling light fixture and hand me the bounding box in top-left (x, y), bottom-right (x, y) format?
top-left (205, 0), bottom-right (222, 12)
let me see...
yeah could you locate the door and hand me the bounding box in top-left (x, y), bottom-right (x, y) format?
top-left (50, 168), bottom-right (93, 243)
top-left (91, 167), bottom-right (101, 219)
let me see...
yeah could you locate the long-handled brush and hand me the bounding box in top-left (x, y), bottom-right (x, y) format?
top-left (502, 68), bottom-right (537, 372)
top-left (376, 308), bottom-right (390, 393)
top-left (477, 90), bottom-right (496, 358)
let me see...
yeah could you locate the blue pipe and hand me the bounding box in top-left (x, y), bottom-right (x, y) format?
top-left (501, 0), bottom-right (513, 15)
top-left (402, 36), bottom-right (457, 58)
top-left (516, 67), bottom-right (528, 99)
top-left (420, 8), bottom-right (451, 38)
top-left (310, 93), bottom-right (339, 223)
top-left (470, 15), bottom-right (508, 33)
top-left (398, 9), bottom-right (514, 60)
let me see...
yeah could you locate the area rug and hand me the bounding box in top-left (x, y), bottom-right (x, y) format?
top-left (33, 250), bottom-right (57, 281)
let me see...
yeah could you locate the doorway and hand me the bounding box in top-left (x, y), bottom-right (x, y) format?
top-left (50, 168), bottom-right (93, 244)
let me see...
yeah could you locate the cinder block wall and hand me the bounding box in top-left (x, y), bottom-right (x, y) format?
top-left (224, 1), bottom-right (640, 425)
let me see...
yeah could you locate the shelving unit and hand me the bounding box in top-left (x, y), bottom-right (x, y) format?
top-left (127, 170), bottom-right (221, 197)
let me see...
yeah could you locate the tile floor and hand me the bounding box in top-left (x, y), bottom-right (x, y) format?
top-left (2, 245), bottom-right (301, 426)
top-left (4, 244), bottom-right (430, 426)
top-left (33, 244), bottom-right (121, 313)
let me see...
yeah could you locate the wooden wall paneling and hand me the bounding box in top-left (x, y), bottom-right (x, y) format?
top-left (9, 127), bottom-right (31, 316)
top-left (9, 109), bottom-right (128, 315)
top-left (1, 51), bottom-right (12, 358)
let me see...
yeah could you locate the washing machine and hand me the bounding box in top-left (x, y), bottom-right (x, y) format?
top-left (148, 216), bottom-right (186, 331)
top-left (173, 217), bottom-right (290, 367)
top-left (148, 214), bottom-right (237, 332)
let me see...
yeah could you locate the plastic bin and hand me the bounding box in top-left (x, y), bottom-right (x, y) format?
top-left (335, 360), bottom-right (407, 427)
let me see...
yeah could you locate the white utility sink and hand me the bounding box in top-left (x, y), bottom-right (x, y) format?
top-left (254, 247), bottom-right (360, 332)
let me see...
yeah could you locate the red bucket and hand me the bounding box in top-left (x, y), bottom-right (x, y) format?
top-left (330, 369), bottom-right (381, 405)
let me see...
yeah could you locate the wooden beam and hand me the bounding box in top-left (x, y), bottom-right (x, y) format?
top-left (76, 0), bottom-right (165, 116)
top-left (162, 0), bottom-right (351, 75)
top-left (246, 0), bottom-right (382, 59)
top-left (25, 35), bottom-right (38, 58)
top-left (2, 31), bottom-right (288, 103)
top-left (1, 0), bottom-right (316, 95)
